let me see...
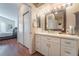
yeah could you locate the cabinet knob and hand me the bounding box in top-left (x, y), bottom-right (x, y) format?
top-left (65, 51), bottom-right (71, 54)
top-left (65, 42), bottom-right (71, 44)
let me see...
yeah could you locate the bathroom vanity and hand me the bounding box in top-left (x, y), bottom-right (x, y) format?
top-left (35, 32), bottom-right (79, 56)
top-left (34, 4), bottom-right (79, 56)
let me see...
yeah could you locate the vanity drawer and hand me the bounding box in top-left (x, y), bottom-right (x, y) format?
top-left (61, 39), bottom-right (76, 48)
top-left (61, 47), bottom-right (77, 56)
top-left (46, 37), bottom-right (60, 43)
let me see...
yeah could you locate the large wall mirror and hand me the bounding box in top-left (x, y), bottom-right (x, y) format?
top-left (45, 10), bottom-right (66, 32)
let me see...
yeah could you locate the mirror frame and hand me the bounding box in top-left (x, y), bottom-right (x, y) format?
top-left (45, 9), bottom-right (66, 32)
top-left (37, 16), bottom-right (41, 28)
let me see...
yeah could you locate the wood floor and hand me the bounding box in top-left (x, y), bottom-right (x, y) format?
top-left (0, 39), bottom-right (43, 56)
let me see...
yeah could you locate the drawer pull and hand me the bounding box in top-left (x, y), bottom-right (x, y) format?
top-left (65, 42), bottom-right (71, 44)
top-left (47, 38), bottom-right (51, 40)
top-left (65, 51), bottom-right (71, 54)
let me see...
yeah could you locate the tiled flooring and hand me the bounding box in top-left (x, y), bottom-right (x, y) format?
top-left (0, 39), bottom-right (43, 56)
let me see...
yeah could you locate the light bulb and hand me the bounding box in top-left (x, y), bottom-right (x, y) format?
top-left (54, 7), bottom-right (57, 10)
top-left (58, 5), bottom-right (61, 9)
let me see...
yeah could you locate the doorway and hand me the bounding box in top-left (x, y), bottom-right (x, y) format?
top-left (23, 10), bottom-right (31, 49)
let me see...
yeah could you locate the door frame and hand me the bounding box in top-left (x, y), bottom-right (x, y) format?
top-left (23, 10), bottom-right (31, 48)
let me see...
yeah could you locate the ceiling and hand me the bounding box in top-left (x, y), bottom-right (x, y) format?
top-left (33, 3), bottom-right (44, 7)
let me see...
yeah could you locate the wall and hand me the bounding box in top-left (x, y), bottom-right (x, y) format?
top-left (0, 3), bottom-right (18, 27)
top-left (66, 3), bottom-right (79, 31)
top-left (0, 16), bottom-right (15, 33)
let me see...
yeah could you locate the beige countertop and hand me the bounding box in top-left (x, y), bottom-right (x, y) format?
top-left (35, 31), bottom-right (79, 40)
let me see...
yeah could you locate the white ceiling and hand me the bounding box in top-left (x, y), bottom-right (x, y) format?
top-left (0, 3), bottom-right (18, 21)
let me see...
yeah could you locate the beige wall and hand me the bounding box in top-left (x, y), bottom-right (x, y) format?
top-left (30, 4), bottom-right (37, 54)
top-left (66, 3), bottom-right (79, 31)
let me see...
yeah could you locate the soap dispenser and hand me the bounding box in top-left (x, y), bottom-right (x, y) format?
top-left (67, 26), bottom-right (75, 35)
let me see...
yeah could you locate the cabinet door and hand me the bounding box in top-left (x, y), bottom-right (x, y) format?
top-left (53, 43), bottom-right (60, 56)
top-left (49, 44), bottom-right (60, 56)
top-left (48, 37), bottom-right (60, 56)
top-left (35, 35), bottom-right (41, 53)
top-left (41, 36), bottom-right (49, 56)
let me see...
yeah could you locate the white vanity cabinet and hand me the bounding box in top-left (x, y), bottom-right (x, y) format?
top-left (35, 34), bottom-right (60, 56)
top-left (61, 39), bottom-right (78, 56)
top-left (35, 35), bottom-right (49, 55)
top-left (48, 37), bottom-right (60, 56)
top-left (35, 33), bottom-right (79, 56)
top-left (40, 36), bottom-right (49, 55)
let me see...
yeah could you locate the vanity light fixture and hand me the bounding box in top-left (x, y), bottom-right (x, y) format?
top-left (52, 3), bottom-right (72, 14)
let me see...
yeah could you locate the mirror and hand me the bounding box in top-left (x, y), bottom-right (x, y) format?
top-left (45, 14), bottom-right (58, 30)
top-left (45, 10), bottom-right (66, 32)
top-left (36, 15), bottom-right (41, 28)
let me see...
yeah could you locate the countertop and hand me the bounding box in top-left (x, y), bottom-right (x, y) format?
top-left (35, 31), bottom-right (79, 40)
